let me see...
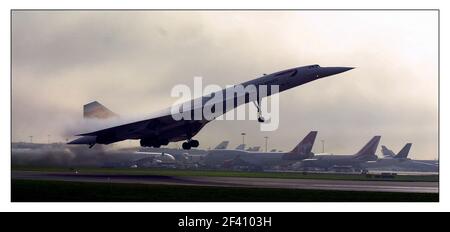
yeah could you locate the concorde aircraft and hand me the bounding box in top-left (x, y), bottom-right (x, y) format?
top-left (68, 65), bottom-right (353, 150)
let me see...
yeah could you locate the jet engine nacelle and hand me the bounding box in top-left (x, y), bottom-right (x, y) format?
top-left (140, 138), bottom-right (169, 148)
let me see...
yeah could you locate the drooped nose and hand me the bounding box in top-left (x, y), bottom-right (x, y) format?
top-left (318, 67), bottom-right (354, 78)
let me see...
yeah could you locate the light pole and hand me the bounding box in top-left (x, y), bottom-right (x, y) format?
top-left (321, 139), bottom-right (325, 153)
top-left (264, 136), bottom-right (269, 152)
top-left (48, 134), bottom-right (51, 144)
top-left (241, 132), bottom-right (246, 145)
top-left (29, 136), bottom-right (33, 144)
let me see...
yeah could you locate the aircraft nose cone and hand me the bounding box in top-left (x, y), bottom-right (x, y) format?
top-left (319, 67), bottom-right (354, 78)
top-left (337, 67), bottom-right (354, 73)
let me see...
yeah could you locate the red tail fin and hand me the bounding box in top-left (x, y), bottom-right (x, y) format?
top-left (354, 136), bottom-right (381, 160)
top-left (283, 131), bottom-right (317, 160)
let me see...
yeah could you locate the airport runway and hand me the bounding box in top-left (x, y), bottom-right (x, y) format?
top-left (12, 171), bottom-right (438, 193)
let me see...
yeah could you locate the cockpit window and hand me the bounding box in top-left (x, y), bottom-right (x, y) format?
top-left (307, 65), bottom-right (320, 69)
top-left (275, 69), bottom-right (297, 77)
top-left (289, 69), bottom-right (298, 77)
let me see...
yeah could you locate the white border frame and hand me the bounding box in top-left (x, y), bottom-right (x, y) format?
top-left (2, 0), bottom-right (448, 212)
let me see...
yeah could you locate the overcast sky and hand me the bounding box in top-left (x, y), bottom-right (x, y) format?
top-left (12, 11), bottom-right (438, 159)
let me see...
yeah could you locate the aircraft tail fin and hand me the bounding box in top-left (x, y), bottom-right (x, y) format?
top-left (394, 143), bottom-right (412, 159)
top-left (214, 141), bottom-right (229, 150)
top-left (83, 101), bottom-right (118, 119)
top-left (246, 146), bottom-right (260, 151)
top-left (235, 144), bottom-right (246, 150)
top-left (354, 136), bottom-right (381, 160)
top-left (381, 145), bottom-right (395, 158)
top-left (284, 131), bottom-right (317, 159)
top-left (252, 146), bottom-right (261, 152)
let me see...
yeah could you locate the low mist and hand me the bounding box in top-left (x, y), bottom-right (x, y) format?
top-left (12, 144), bottom-right (145, 167)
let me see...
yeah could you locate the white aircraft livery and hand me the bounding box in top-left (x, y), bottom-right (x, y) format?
top-left (68, 65), bottom-right (353, 149)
